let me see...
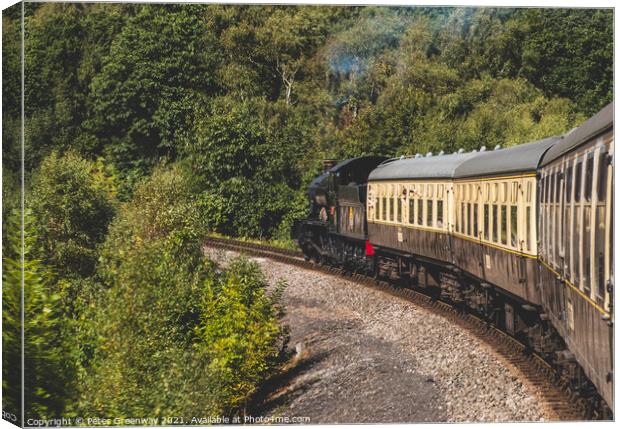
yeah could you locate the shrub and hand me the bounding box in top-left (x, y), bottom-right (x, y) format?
top-left (29, 151), bottom-right (117, 280)
top-left (77, 164), bottom-right (286, 418)
top-left (2, 209), bottom-right (77, 421)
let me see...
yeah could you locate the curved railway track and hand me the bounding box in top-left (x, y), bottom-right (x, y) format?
top-left (204, 236), bottom-right (589, 421)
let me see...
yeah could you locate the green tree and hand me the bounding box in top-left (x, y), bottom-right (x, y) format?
top-left (185, 97), bottom-right (303, 238)
top-left (77, 164), bottom-right (286, 417)
top-left (87, 4), bottom-right (219, 193)
top-left (29, 151), bottom-right (117, 281)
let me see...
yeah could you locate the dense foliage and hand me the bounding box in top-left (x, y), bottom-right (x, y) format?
top-left (75, 165), bottom-right (286, 417)
top-left (2, 2), bottom-right (613, 422)
top-left (3, 210), bottom-right (77, 421)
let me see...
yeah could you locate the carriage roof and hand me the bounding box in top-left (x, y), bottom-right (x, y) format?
top-left (368, 152), bottom-right (478, 181)
top-left (540, 102), bottom-right (613, 167)
top-left (454, 136), bottom-right (560, 179)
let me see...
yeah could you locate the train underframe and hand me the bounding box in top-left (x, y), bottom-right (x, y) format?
top-left (295, 222), bottom-right (611, 419)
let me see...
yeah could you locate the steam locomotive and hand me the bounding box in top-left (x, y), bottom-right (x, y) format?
top-left (293, 102), bottom-right (614, 417)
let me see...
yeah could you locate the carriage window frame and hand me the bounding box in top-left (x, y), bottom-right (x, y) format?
top-left (597, 151), bottom-right (608, 201)
top-left (397, 197), bottom-right (402, 223)
top-left (501, 205), bottom-right (507, 245)
top-left (510, 205), bottom-right (518, 248)
top-left (484, 204), bottom-right (490, 241)
top-left (492, 204), bottom-right (498, 242)
top-left (417, 198), bottom-right (424, 226)
top-left (526, 206), bottom-right (532, 252)
top-left (427, 199), bottom-right (434, 227)
top-left (382, 197), bottom-right (387, 221)
top-left (566, 164), bottom-right (573, 203)
top-left (585, 154), bottom-right (594, 202)
top-left (408, 198), bottom-right (415, 224)
top-left (473, 203), bottom-right (479, 238)
top-left (575, 158), bottom-right (583, 202)
top-left (437, 200), bottom-right (444, 228)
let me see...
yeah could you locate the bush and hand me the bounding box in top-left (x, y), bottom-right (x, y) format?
top-left (3, 210), bottom-right (77, 421)
top-left (29, 151), bottom-right (117, 280)
top-left (77, 164), bottom-right (286, 418)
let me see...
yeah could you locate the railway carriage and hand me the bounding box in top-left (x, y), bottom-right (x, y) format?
top-left (366, 152), bottom-right (476, 281)
top-left (537, 103), bottom-right (613, 412)
top-left (451, 137), bottom-right (559, 307)
top-left (292, 102), bottom-right (614, 417)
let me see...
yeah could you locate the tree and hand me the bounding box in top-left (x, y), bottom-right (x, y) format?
top-left (184, 97), bottom-right (304, 238)
top-left (77, 164), bottom-right (286, 417)
top-left (86, 4), bottom-right (219, 193)
top-left (29, 151), bottom-right (117, 280)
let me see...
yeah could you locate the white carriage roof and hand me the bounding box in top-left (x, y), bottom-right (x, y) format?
top-left (454, 136), bottom-right (560, 179)
top-left (368, 152), bottom-right (478, 181)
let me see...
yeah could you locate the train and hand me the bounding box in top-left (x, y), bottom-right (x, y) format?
top-left (292, 102), bottom-right (614, 418)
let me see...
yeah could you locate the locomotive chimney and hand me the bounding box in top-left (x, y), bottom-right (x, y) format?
top-left (322, 159), bottom-right (338, 173)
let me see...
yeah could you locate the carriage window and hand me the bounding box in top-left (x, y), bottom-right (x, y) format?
top-left (501, 206), bottom-right (507, 245)
top-left (428, 184), bottom-right (434, 199)
top-left (510, 206), bottom-right (518, 247)
top-left (573, 206), bottom-right (581, 286)
top-left (526, 181), bottom-right (532, 203)
top-left (492, 183), bottom-right (498, 202)
top-left (382, 197), bottom-right (387, 220)
top-left (597, 154), bottom-right (608, 201)
top-left (473, 204), bottom-right (479, 237)
top-left (418, 199), bottom-right (424, 225)
top-left (541, 176), bottom-right (546, 205)
top-left (511, 182), bottom-right (518, 203)
top-left (595, 206), bottom-right (605, 302)
top-left (566, 164), bottom-right (573, 202)
top-left (438, 184), bottom-right (444, 197)
top-left (466, 203), bottom-right (471, 236)
top-left (409, 199), bottom-right (415, 224)
top-left (526, 206), bottom-right (532, 251)
top-left (427, 200), bottom-right (434, 227)
top-left (484, 204), bottom-right (490, 240)
top-left (485, 183), bottom-right (490, 200)
top-left (397, 198), bottom-right (402, 223)
top-left (492, 205), bottom-right (498, 242)
top-left (437, 200), bottom-right (444, 228)
top-left (584, 209), bottom-right (591, 294)
top-left (461, 203), bottom-right (466, 233)
top-left (575, 160), bottom-right (582, 202)
top-left (585, 156), bottom-right (594, 201)
top-left (555, 171), bottom-right (561, 202)
top-left (389, 198), bottom-right (394, 221)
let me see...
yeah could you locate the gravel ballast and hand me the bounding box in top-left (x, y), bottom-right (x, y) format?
top-left (206, 247), bottom-right (552, 423)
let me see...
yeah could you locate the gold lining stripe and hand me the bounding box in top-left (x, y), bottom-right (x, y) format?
top-left (369, 221), bottom-right (536, 258)
top-left (455, 173), bottom-right (536, 182)
top-left (369, 220), bottom-right (447, 234)
top-left (539, 259), bottom-right (608, 316)
top-left (452, 232), bottom-right (537, 258)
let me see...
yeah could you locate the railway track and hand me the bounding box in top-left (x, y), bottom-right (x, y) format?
top-left (204, 236), bottom-right (588, 421)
